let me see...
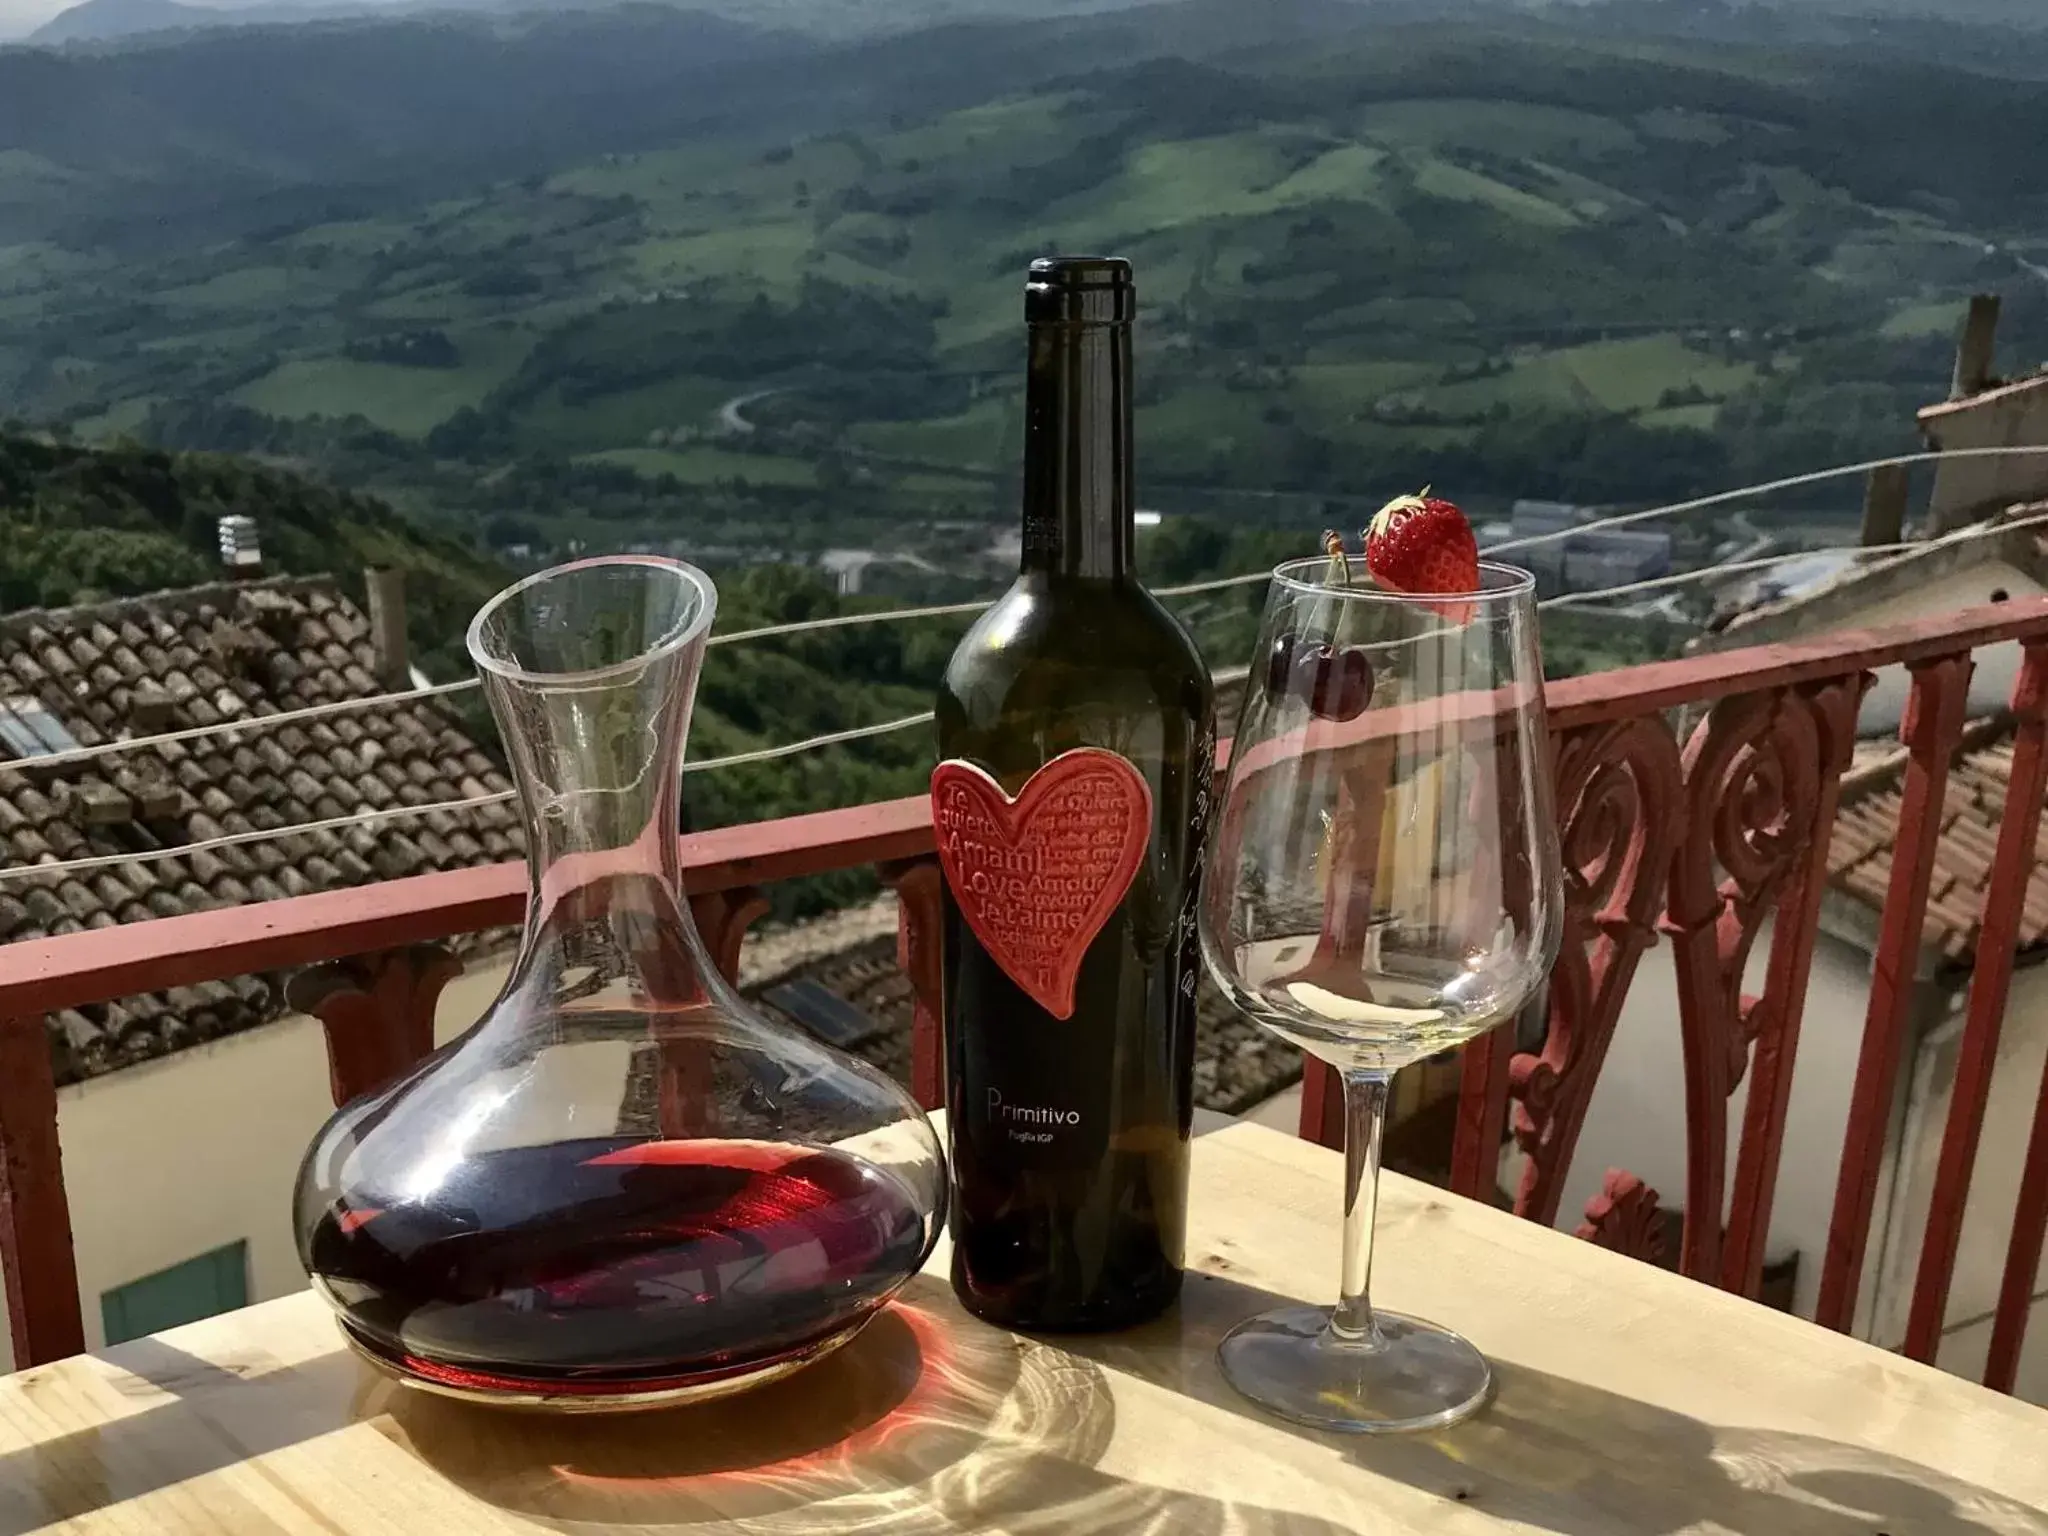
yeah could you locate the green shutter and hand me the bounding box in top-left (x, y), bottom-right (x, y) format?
top-left (100, 1241), bottom-right (250, 1345)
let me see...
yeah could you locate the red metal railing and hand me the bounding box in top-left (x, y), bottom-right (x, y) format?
top-left (2, 601), bottom-right (2047, 1393)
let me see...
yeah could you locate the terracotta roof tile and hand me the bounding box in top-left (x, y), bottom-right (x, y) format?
top-left (741, 895), bottom-right (1300, 1116)
top-left (0, 576), bottom-right (524, 1086)
top-left (1830, 716), bottom-right (2048, 966)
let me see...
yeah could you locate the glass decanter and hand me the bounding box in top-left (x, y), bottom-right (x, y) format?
top-left (292, 556), bottom-right (946, 1412)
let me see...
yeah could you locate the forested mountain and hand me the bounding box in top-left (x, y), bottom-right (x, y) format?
top-left (18, 0), bottom-right (2047, 50)
top-left (0, 429), bottom-right (963, 904)
top-left (0, 430), bottom-right (506, 672)
top-left (14, 0), bottom-right (1161, 45)
top-left (5, 0), bottom-right (2048, 604)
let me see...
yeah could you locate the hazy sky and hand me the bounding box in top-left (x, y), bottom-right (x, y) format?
top-left (0, 0), bottom-right (399, 41)
top-left (3, 0), bottom-right (72, 37)
top-left (7, 0), bottom-right (193, 38)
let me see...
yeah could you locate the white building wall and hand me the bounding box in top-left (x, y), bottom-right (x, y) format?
top-left (0, 959), bottom-right (512, 1373)
top-left (1868, 963), bottom-right (2048, 1401)
top-left (1555, 917), bottom-right (1880, 1324)
top-left (1837, 560), bottom-right (2044, 735)
top-left (1556, 912), bottom-right (2048, 1404)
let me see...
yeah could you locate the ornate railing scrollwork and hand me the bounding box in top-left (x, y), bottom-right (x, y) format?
top-left (287, 943), bottom-right (462, 1108)
top-left (882, 857), bottom-right (946, 1112)
top-left (1504, 714), bottom-right (1684, 1225)
top-left (1665, 676), bottom-right (1867, 1288)
top-left (688, 885), bottom-right (772, 987)
top-left (1720, 675), bottom-right (1867, 1295)
top-left (1577, 1168), bottom-right (1669, 1264)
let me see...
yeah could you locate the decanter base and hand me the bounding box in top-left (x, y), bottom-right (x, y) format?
top-left (337, 1314), bottom-right (872, 1415)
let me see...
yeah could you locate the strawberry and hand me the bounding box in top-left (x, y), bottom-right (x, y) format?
top-left (1364, 490), bottom-right (1480, 608)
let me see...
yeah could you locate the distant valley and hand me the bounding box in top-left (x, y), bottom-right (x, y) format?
top-left (2, 0), bottom-right (2047, 593)
top-left (13, 0), bottom-right (2048, 48)
top-left (11, 0), bottom-right (1143, 43)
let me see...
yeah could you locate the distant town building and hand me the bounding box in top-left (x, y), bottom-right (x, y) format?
top-left (1561, 529), bottom-right (1674, 591)
top-left (1506, 499), bottom-right (1668, 595)
top-left (818, 548), bottom-right (941, 597)
top-left (1510, 499), bottom-right (1585, 539)
top-left (1918, 295), bottom-right (2048, 535)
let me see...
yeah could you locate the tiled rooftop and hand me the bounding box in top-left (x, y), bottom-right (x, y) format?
top-left (1829, 719), bottom-right (2044, 964)
top-left (741, 893), bottom-right (1302, 1115)
top-left (0, 576), bottom-right (522, 1084)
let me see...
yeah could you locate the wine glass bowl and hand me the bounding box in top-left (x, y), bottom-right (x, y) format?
top-left (1200, 558), bottom-right (1562, 1433)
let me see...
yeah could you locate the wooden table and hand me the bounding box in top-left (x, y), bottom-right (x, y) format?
top-left (2, 1116), bottom-right (2044, 1534)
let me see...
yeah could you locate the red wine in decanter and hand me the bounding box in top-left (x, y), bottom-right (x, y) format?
top-left (306, 1137), bottom-right (929, 1397)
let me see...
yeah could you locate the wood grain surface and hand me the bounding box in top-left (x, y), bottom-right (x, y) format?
top-left (0, 1117), bottom-right (2043, 1534)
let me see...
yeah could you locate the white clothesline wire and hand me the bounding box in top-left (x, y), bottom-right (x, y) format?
top-left (1541, 504), bottom-right (2048, 610)
top-left (2, 510), bottom-right (2033, 888)
top-left (0, 711), bottom-right (952, 883)
top-left (9, 678), bottom-right (482, 775)
top-left (15, 442), bottom-right (2048, 779)
top-left (684, 710), bottom-right (937, 771)
top-left (2, 444), bottom-right (2046, 885)
top-left (1485, 444), bottom-right (2039, 557)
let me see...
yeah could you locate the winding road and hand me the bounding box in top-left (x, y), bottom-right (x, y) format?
top-left (716, 388), bottom-right (783, 437)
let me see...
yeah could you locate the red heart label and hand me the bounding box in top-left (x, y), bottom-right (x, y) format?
top-left (930, 749), bottom-right (1153, 1020)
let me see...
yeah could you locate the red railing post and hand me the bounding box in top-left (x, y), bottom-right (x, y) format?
top-left (1663, 690), bottom-right (1822, 1285)
top-left (1449, 714), bottom-right (1541, 1204)
top-left (1720, 673), bottom-right (1870, 1297)
top-left (1909, 640), bottom-right (2048, 1376)
top-left (881, 858), bottom-right (945, 1112)
top-left (1449, 1027), bottom-right (1512, 1201)
top-left (0, 1016), bottom-right (84, 1366)
top-left (1298, 1058), bottom-right (1343, 1148)
top-left (1498, 714), bottom-right (1682, 1224)
top-left (287, 944), bottom-right (463, 1108)
top-left (688, 886), bottom-right (771, 987)
top-left (1817, 651), bottom-right (1974, 1333)
top-left (1295, 750), bottom-right (1397, 1153)
top-left (1991, 1019), bottom-right (2048, 1394)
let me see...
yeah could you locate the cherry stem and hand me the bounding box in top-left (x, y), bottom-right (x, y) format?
top-left (1320, 530), bottom-right (1353, 589)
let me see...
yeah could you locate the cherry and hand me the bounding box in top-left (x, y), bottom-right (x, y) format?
top-left (1299, 646), bottom-right (1375, 723)
top-left (1325, 648), bottom-right (1375, 721)
top-left (1287, 641), bottom-right (1334, 706)
top-left (1263, 631), bottom-right (1300, 699)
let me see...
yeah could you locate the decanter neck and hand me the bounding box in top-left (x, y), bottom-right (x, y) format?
top-left (466, 556), bottom-right (720, 1010)
top-left (490, 642), bottom-right (695, 904)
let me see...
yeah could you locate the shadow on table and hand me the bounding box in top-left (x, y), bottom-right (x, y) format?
top-left (1060, 1267), bottom-right (2048, 1536)
top-left (6, 1264), bottom-right (2035, 1535)
top-left (0, 1334), bottom-right (373, 1536)
top-left (389, 1273), bottom-right (1358, 1533)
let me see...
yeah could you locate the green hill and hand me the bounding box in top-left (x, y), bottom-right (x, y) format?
top-left (0, 429), bottom-right (511, 676)
top-left (0, 429), bottom-right (969, 912)
top-left (7, 0), bottom-right (2048, 559)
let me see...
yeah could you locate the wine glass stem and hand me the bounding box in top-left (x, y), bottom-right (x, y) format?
top-left (1331, 1067), bottom-right (1390, 1349)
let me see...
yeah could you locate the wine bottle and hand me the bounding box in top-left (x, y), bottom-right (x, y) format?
top-left (933, 256), bottom-right (1216, 1332)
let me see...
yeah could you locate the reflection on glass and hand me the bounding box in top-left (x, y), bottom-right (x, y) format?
top-left (292, 557), bottom-right (946, 1412)
top-left (1200, 557), bottom-right (1563, 1433)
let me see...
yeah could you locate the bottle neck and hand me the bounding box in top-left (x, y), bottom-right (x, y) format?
top-left (1019, 317), bottom-right (1134, 582)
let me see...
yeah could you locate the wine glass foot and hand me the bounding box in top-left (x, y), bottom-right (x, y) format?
top-left (1217, 1304), bottom-right (1492, 1434)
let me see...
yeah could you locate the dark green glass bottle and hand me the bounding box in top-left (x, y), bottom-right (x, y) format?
top-left (933, 256), bottom-right (1215, 1332)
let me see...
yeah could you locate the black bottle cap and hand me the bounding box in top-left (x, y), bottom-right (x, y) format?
top-left (1026, 255), bottom-right (1135, 325)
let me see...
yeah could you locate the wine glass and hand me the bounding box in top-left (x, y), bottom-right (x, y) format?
top-left (1200, 558), bottom-right (1563, 1434)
